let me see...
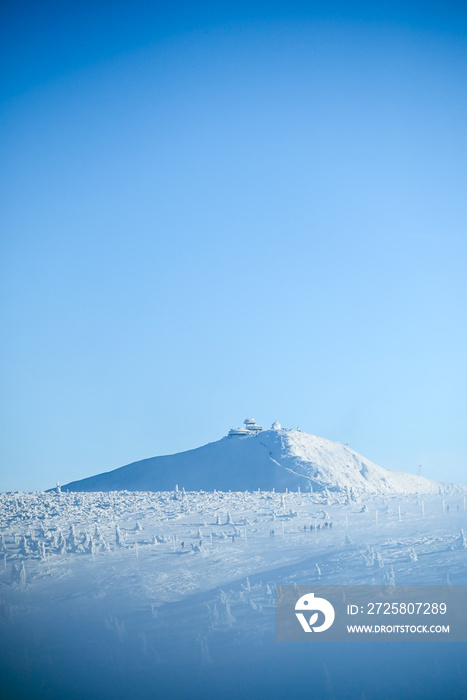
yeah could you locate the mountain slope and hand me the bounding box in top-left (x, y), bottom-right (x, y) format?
top-left (61, 428), bottom-right (460, 495)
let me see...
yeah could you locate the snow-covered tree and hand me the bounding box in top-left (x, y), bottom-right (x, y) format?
top-left (11, 561), bottom-right (27, 588)
top-left (19, 535), bottom-right (31, 557)
top-left (363, 546), bottom-right (375, 567)
top-left (115, 524), bottom-right (125, 548)
top-left (81, 531), bottom-right (90, 551)
top-left (375, 551), bottom-right (384, 568)
top-left (38, 541), bottom-right (47, 560)
top-left (218, 590), bottom-right (236, 627)
top-left (383, 565), bottom-right (396, 587)
top-left (242, 577), bottom-right (251, 592)
top-left (57, 530), bottom-right (67, 554)
top-left (67, 525), bottom-right (79, 551)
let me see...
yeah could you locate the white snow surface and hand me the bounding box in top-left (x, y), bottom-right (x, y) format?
top-left (1, 489), bottom-right (467, 699)
top-left (62, 428), bottom-right (463, 496)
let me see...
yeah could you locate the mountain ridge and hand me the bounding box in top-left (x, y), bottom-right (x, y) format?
top-left (60, 426), bottom-right (463, 496)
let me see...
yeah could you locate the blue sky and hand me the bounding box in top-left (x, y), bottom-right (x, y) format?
top-left (1, 1), bottom-right (466, 491)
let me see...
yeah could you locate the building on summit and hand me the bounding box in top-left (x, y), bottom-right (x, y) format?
top-left (227, 418), bottom-right (263, 437)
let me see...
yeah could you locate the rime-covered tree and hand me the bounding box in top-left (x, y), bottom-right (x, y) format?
top-left (19, 535), bottom-right (31, 557)
top-left (67, 525), bottom-right (79, 551)
top-left (115, 524), bottom-right (125, 548)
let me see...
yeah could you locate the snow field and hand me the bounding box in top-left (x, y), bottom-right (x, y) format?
top-left (1, 489), bottom-right (466, 699)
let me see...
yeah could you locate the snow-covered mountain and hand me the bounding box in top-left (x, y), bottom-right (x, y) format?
top-left (62, 424), bottom-right (461, 495)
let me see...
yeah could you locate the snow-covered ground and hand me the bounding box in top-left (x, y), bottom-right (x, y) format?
top-left (1, 489), bottom-right (466, 699)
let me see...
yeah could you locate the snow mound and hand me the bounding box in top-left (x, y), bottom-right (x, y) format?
top-left (61, 428), bottom-right (463, 496)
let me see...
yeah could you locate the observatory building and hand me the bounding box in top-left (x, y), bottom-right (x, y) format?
top-left (227, 418), bottom-right (263, 437)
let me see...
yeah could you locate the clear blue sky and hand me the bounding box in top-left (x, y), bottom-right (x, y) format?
top-left (1, 1), bottom-right (466, 491)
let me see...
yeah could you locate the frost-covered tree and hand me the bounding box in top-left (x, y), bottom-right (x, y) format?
top-left (57, 531), bottom-right (67, 554)
top-left (38, 541), bottom-right (47, 560)
top-left (19, 536), bottom-right (31, 557)
top-left (458, 529), bottom-right (467, 550)
top-left (115, 524), bottom-right (125, 548)
top-left (29, 534), bottom-right (39, 554)
top-left (11, 561), bottom-right (27, 588)
top-left (59, 537), bottom-right (67, 555)
top-left (363, 546), bottom-right (375, 567)
top-left (383, 565), bottom-right (396, 587)
top-left (218, 590), bottom-right (236, 627)
top-left (67, 525), bottom-right (79, 552)
top-left (82, 532), bottom-right (92, 551)
top-left (375, 551), bottom-right (384, 568)
top-left (408, 548), bottom-right (418, 562)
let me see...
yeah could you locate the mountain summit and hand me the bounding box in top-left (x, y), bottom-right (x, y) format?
top-left (61, 421), bottom-right (459, 495)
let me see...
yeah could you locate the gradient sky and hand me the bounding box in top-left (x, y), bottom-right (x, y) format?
top-left (1, 1), bottom-right (466, 491)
